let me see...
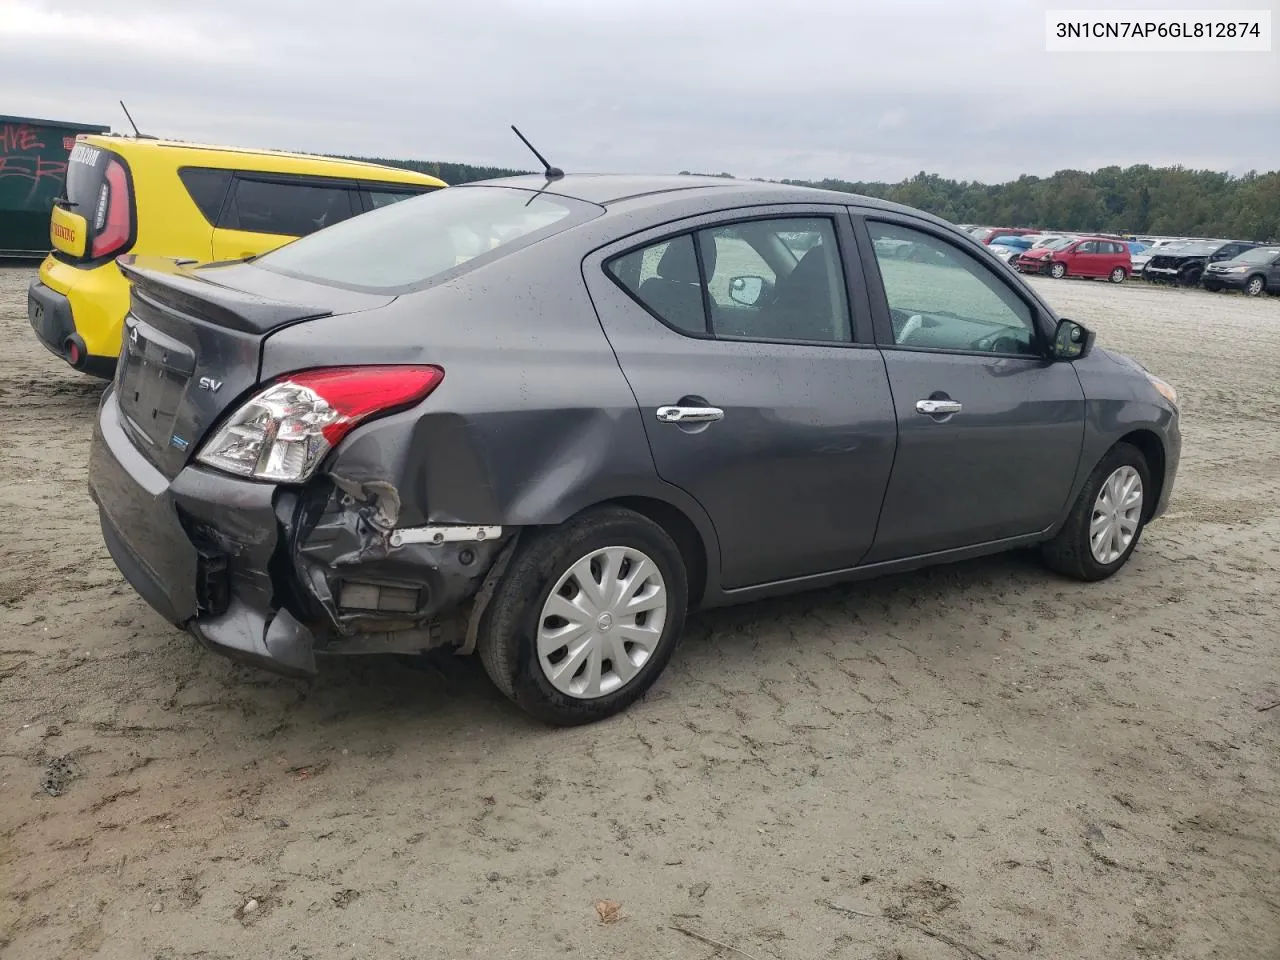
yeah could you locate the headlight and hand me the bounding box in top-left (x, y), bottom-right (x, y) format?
top-left (1039, 253), bottom-right (1052, 260)
top-left (1226, 265), bottom-right (1248, 272)
top-left (197, 365), bottom-right (445, 483)
top-left (1146, 373), bottom-right (1177, 408)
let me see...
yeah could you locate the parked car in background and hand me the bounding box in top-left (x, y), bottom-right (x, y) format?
top-left (1131, 238), bottom-right (1183, 276)
top-left (27, 135), bottom-right (447, 378)
top-left (1143, 240), bottom-right (1257, 286)
top-left (1014, 237), bottom-right (1076, 273)
top-left (1019, 236), bottom-right (1131, 282)
top-left (970, 226), bottom-right (1037, 245)
top-left (988, 234), bottom-right (1036, 264)
top-left (1200, 245), bottom-right (1280, 296)
top-left (86, 174), bottom-right (1180, 724)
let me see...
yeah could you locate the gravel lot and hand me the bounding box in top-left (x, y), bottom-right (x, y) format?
top-left (2, 264), bottom-right (1278, 960)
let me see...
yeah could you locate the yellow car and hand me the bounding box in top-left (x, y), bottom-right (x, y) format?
top-left (28, 136), bottom-right (446, 377)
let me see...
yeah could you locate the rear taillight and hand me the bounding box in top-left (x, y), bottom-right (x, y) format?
top-left (90, 159), bottom-right (132, 259)
top-left (196, 365), bottom-right (444, 483)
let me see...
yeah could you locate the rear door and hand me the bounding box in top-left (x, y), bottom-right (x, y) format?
top-left (211, 174), bottom-right (358, 261)
top-left (854, 213), bottom-right (1085, 562)
top-left (582, 206), bottom-right (898, 590)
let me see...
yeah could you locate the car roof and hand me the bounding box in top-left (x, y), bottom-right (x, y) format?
top-left (456, 173), bottom-right (957, 229)
top-left (79, 135), bottom-right (448, 187)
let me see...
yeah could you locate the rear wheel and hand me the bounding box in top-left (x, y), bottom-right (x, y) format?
top-left (1246, 275), bottom-right (1266, 297)
top-left (477, 507), bottom-right (688, 725)
top-left (1109, 267), bottom-right (1127, 283)
top-left (1178, 266), bottom-right (1202, 287)
top-left (1050, 262), bottom-right (1067, 279)
top-left (1042, 443), bottom-right (1151, 582)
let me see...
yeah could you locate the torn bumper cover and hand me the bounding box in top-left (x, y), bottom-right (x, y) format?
top-left (88, 387), bottom-right (510, 678)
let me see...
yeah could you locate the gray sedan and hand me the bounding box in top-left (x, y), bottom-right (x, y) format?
top-left (88, 175), bottom-right (1181, 725)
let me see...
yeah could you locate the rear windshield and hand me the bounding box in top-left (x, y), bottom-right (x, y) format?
top-left (63, 142), bottom-right (108, 214)
top-left (254, 185), bottom-right (600, 293)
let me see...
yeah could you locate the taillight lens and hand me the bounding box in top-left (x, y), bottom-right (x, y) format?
top-left (90, 159), bottom-right (132, 258)
top-left (196, 365), bottom-right (444, 483)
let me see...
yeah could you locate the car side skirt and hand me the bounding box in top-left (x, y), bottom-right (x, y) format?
top-left (703, 530), bottom-right (1050, 607)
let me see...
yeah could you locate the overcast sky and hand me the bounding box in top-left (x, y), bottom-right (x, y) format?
top-left (2, 0), bottom-right (1277, 183)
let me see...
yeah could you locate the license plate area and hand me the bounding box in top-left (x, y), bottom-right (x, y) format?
top-left (118, 317), bottom-right (197, 453)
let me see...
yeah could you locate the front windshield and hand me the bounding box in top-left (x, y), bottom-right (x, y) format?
top-left (1042, 237), bottom-right (1073, 250)
top-left (255, 185), bottom-right (599, 293)
top-left (1235, 247), bottom-right (1278, 263)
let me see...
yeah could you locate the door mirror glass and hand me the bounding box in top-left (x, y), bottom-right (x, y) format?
top-left (727, 275), bottom-right (766, 306)
top-left (1052, 318), bottom-right (1094, 360)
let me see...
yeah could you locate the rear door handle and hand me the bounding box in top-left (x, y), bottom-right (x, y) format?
top-left (656, 405), bottom-right (724, 424)
top-left (916, 399), bottom-right (962, 415)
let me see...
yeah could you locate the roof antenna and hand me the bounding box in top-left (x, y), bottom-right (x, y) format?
top-left (511, 125), bottom-right (563, 180)
top-left (119, 100), bottom-right (156, 139)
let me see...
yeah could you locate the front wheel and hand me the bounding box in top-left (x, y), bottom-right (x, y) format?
top-left (1246, 275), bottom-right (1266, 297)
top-left (476, 507), bottom-right (688, 725)
top-left (1042, 443), bottom-right (1151, 582)
top-left (1050, 262), bottom-right (1067, 279)
top-left (1178, 267), bottom-right (1202, 287)
top-left (1109, 267), bottom-right (1127, 283)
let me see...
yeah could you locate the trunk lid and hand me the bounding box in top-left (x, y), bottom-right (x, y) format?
top-left (113, 255), bottom-right (394, 478)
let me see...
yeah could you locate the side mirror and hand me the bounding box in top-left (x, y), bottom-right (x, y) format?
top-left (1051, 318), bottom-right (1095, 361)
top-left (728, 275), bottom-right (766, 306)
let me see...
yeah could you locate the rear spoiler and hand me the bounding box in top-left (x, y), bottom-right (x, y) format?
top-left (117, 255), bottom-right (332, 335)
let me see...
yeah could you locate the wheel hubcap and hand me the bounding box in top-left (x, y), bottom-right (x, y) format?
top-left (1090, 465), bottom-right (1144, 565)
top-left (536, 545), bottom-right (668, 699)
top-left (1248, 278), bottom-right (1262, 295)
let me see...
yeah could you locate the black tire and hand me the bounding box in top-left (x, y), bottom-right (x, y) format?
top-left (1245, 275), bottom-right (1266, 297)
top-left (1109, 267), bottom-right (1127, 284)
top-left (1042, 442), bottom-right (1152, 582)
top-left (476, 506), bottom-right (688, 725)
top-left (1178, 266), bottom-right (1202, 287)
top-left (1050, 262), bottom-right (1067, 279)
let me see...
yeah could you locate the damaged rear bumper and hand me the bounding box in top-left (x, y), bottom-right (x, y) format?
top-left (89, 386), bottom-right (510, 677)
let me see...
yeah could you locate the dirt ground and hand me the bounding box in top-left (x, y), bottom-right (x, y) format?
top-left (1, 262), bottom-right (1278, 960)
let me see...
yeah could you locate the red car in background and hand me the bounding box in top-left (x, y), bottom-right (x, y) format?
top-left (1016, 236), bottom-right (1132, 282)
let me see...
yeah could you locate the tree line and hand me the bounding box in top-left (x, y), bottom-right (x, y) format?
top-left (351, 156), bottom-right (1280, 243)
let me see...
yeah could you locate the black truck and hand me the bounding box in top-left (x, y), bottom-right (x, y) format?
top-left (1142, 239), bottom-right (1258, 286)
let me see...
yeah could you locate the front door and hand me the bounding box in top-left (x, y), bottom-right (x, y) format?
top-left (211, 175), bottom-right (357, 262)
top-left (1267, 251), bottom-right (1280, 289)
top-left (856, 215), bottom-right (1086, 563)
top-left (1073, 240), bottom-right (1105, 276)
top-left (583, 208), bottom-right (898, 589)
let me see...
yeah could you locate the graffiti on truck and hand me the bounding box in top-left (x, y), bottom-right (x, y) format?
top-left (0, 123), bottom-right (69, 199)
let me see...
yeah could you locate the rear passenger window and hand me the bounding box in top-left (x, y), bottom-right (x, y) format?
top-left (606, 218), bottom-right (851, 344)
top-left (178, 168), bottom-right (232, 225)
top-left (226, 178), bottom-right (355, 237)
top-left (607, 236), bottom-right (706, 335)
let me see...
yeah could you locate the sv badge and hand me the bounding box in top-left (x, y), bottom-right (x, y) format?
top-left (198, 376), bottom-right (223, 393)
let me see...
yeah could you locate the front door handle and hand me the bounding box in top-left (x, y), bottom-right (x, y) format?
top-left (656, 405), bottom-right (725, 424)
top-left (916, 399), bottom-right (962, 415)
